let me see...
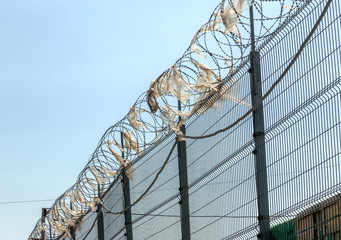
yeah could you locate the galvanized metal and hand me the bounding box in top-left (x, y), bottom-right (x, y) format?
top-left (97, 193), bottom-right (105, 240)
top-left (69, 203), bottom-right (76, 240)
top-left (41, 208), bottom-right (46, 240)
top-left (121, 132), bottom-right (134, 240)
top-left (177, 101), bottom-right (191, 240)
top-left (249, 5), bottom-right (271, 240)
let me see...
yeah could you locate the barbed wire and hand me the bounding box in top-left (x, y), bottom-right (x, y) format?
top-left (28, 0), bottom-right (314, 239)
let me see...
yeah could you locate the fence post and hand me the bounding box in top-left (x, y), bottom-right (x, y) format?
top-left (70, 227), bottom-right (75, 240)
top-left (177, 101), bottom-right (191, 240)
top-left (249, 4), bottom-right (271, 240)
top-left (41, 208), bottom-right (46, 240)
top-left (97, 186), bottom-right (105, 240)
top-left (121, 132), bottom-right (134, 240)
top-left (69, 203), bottom-right (76, 240)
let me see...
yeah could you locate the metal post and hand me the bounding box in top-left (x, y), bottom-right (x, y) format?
top-left (70, 227), bottom-right (75, 240)
top-left (41, 208), bottom-right (46, 240)
top-left (249, 5), bottom-right (271, 240)
top-left (121, 132), bottom-right (133, 240)
top-left (177, 101), bottom-right (191, 240)
top-left (49, 221), bottom-right (52, 240)
top-left (69, 201), bottom-right (76, 240)
top-left (97, 186), bottom-right (105, 240)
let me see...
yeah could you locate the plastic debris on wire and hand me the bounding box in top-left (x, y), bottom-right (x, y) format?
top-left (28, 0), bottom-right (308, 239)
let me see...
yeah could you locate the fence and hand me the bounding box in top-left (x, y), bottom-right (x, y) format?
top-left (30, 0), bottom-right (340, 239)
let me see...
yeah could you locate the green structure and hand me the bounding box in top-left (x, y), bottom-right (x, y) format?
top-left (271, 219), bottom-right (296, 240)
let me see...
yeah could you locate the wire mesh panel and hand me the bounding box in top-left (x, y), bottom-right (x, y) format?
top-left (184, 65), bottom-right (260, 239)
top-left (102, 180), bottom-right (125, 240)
top-left (258, 0), bottom-right (341, 236)
top-left (129, 135), bottom-right (182, 240)
top-left (132, 203), bottom-right (181, 240)
top-left (75, 212), bottom-right (98, 240)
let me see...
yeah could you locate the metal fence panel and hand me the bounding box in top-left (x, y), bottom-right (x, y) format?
top-left (75, 212), bottom-right (98, 240)
top-left (103, 180), bottom-right (125, 240)
top-left (129, 135), bottom-right (181, 240)
top-left (52, 1), bottom-right (340, 239)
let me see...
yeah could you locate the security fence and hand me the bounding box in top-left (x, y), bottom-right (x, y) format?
top-left (29, 0), bottom-right (340, 239)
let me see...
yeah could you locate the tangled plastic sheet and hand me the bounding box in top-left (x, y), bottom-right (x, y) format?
top-left (29, 0), bottom-right (310, 239)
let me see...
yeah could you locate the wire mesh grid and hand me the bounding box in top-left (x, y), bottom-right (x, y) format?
top-left (28, 0), bottom-right (340, 239)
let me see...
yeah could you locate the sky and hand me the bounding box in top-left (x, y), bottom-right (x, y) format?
top-left (0, 0), bottom-right (219, 239)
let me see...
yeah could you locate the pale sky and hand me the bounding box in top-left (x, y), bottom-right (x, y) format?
top-left (0, 0), bottom-right (218, 239)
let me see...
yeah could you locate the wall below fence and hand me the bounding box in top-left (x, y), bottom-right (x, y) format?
top-left (58, 1), bottom-right (341, 239)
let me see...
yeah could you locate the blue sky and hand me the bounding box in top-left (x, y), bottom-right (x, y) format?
top-left (0, 0), bottom-right (218, 239)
